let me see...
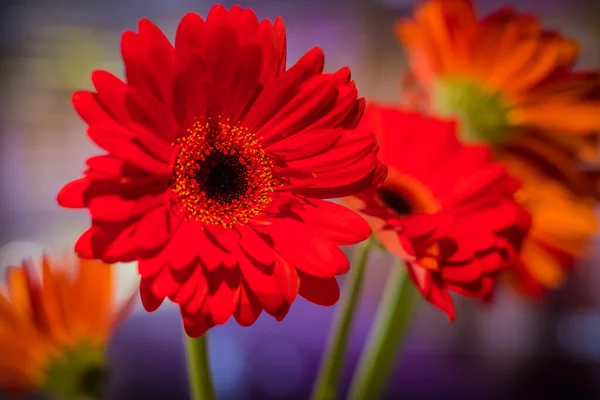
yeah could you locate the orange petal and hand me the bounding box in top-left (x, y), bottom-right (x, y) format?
top-left (512, 100), bottom-right (600, 134)
top-left (519, 240), bottom-right (567, 289)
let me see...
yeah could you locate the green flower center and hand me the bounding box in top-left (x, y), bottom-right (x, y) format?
top-left (43, 341), bottom-right (108, 400)
top-left (432, 78), bottom-right (511, 144)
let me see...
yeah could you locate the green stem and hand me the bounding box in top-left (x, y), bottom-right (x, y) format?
top-left (310, 238), bottom-right (374, 400)
top-left (347, 260), bottom-right (418, 400)
top-left (185, 334), bottom-right (215, 400)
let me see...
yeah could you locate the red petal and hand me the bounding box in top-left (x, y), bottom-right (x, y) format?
top-left (441, 165), bottom-right (512, 209)
top-left (121, 27), bottom-right (174, 107)
top-left (339, 97), bottom-right (365, 129)
top-left (223, 44), bottom-right (262, 122)
top-left (446, 276), bottom-right (495, 299)
top-left (242, 47), bottom-right (324, 133)
top-left (234, 281), bottom-right (263, 326)
top-left (88, 193), bottom-right (164, 223)
top-left (297, 271), bottom-right (340, 306)
top-left (427, 285), bottom-right (456, 321)
top-left (150, 219), bottom-right (202, 271)
top-left (477, 250), bottom-right (508, 274)
top-left (72, 91), bottom-right (111, 125)
top-left (273, 17), bottom-right (287, 79)
top-left (205, 4), bottom-right (229, 25)
top-left (182, 313), bottom-right (213, 338)
top-left (439, 261), bottom-right (482, 283)
top-left (203, 5), bottom-right (240, 119)
top-left (138, 257), bottom-right (164, 279)
top-left (197, 229), bottom-right (228, 272)
top-left (231, 7), bottom-right (258, 45)
top-left (103, 224), bottom-right (139, 261)
top-left (204, 276), bottom-right (240, 325)
top-left (74, 225), bottom-right (136, 262)
top-left (57, 178), bottom-right (91, 208)
top-left (279, 127), bottom-right (385, 198)
top-left (85, 155), bottom-right (150, 179)
top-left (202, 224), bottom-right (238, 253)
top-left (237, 247), bottom-right (284, 315)
top-left (293, 162), bottom-right (387, 199)
top-left (237, 225), bottom-right (275, 266)
top-left (286, 47), bottom-right (325, 79)
top-left (139, 278), bottom-right (165, 312)
top-left (91, 71), bottom-right (130, 125)
top-left (407, 263), bottom-right (455, 321)
top-left (274, 256), bottom-right (299, 305)
top-left (258, 74), bottom-right (338, 146)
top-left (174, 13), bottom-right (206, 67)
top-left (270, 218), bottom-right (348, 277)
top-left (398, 213), bottom-right (440, 238)
top-left (86, 124), bottom-right (171, 175)
top-left (171, 266), bottom-right (206, 307)
top-left (150, 267), bottom-right (180, 299)
top-left (136, 18), bottom-right (175, 105)
top-left (458, 202), bottom-right (527, 234)
top-left (283, 129), bottom-right (377, 173)
top-left (267, 128), bottom-right (343, 162)
top-left (125, 88), bottom-right (179, 144)
top-left (182, 271), bottom-right (209, 315)
top-left (173, 55), bottom-right (208, 128)
top-left (296, 199), bottom-right (372, 245)
top-left (132, 207), bottom-right (171, 251)
top-left (269, 68), bottom-right (359, 135)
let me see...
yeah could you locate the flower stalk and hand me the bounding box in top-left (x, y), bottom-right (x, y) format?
top-left (185, 334), bottom-right (215, 400)
top-left (347, 260), bottom-right (418, 400)
top-left (311, 238), bottom-right (374, 400)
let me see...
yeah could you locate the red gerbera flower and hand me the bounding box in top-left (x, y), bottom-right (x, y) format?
top-left (56, 5), bottom-right (386, 337)
top-left (344, 105), bottom-right (530, 319)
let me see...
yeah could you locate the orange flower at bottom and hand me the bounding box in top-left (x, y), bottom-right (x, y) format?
top-left (0, 256), bottom-right (135, 398)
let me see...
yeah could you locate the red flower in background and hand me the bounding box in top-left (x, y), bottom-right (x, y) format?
top-left (57, 5), bottom-right (386, 337)
top-left (344, 105), bottom-right (530, 319)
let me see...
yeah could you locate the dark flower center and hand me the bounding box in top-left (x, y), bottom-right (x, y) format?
top-left (378, 188), bottom-right (412, 215)
top-left (79, 365), bottom-right (108, 399)
top-left (172, 119), bottom-right (278, 227)
top-left (196, 152), bottom-right (249, 204)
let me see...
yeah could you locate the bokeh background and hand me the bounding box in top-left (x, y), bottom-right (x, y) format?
top-left (1, 0), bottom-right (600, 399)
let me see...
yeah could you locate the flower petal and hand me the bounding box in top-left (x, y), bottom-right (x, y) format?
top-left (270, 218), bottom-right (348, 277)
top-left (297, 271), bottom-right (340, 306)
top-left (234, 281), bottom-right (263, 326)
top-left (296, 199), bottom-right (372, 245)
top-left (57, 178), bottom-right (91, 209)
top-left (242, 47), bottom-right (324, 133)
top-left (86, 123), bottom-right (171, 175)
top-left (139, 278), bottom-right (165, 312)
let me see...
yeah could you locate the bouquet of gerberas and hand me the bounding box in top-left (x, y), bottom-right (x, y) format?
top-left (2, 1), bottom-right (597, 399)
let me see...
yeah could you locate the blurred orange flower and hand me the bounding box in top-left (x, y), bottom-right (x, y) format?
top-left (395, 0), bottom-right (599, 295)
top-left (0, 256), bottom-right (135, 398)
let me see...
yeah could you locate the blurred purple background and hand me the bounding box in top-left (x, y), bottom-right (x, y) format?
top-left (1, 0), bottom-right (600, 399)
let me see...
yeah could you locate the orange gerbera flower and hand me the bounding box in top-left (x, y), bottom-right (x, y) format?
top-left (395, 0), bottom-right (599, 295)
top-left (0, 256), bottom-right (135, 398)
top-left (397, 0), bottom-right (600, 144)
